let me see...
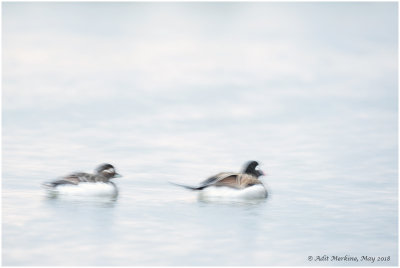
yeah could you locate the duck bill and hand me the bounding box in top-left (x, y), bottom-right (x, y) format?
top-left (114, 173), bottom-right (122, 178)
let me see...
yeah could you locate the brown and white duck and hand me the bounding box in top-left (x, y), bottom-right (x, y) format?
top-left (171, 161), bottom-right (268, 199)
top-left (42, 163), bottom-right (121, 196)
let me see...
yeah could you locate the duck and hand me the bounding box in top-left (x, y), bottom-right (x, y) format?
top-left (42, 163), bottom-right (121, 197)
top-left (171, 161), bottom-right (268, 200)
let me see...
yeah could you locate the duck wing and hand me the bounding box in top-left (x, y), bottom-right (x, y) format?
top-left (199, 172), bottom-right (239, 188)
top-left (46, 172), bottom-right (93, 187)
top-left (236, 174), bottom-right (264, 188)
top-left (206, 173), bottom-right (264, 189)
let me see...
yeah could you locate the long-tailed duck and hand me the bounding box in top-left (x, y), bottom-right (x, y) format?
top-left (42, 163), bottom-right (121, 197)
top-left (171, 161), bottom-right (267, 199)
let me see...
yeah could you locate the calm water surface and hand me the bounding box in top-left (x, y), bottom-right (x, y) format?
top-left (2, 147), bottom-right (397, 265)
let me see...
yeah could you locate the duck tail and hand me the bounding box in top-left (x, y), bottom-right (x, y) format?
top-left (42, 182), bottom-right (55, 189)
top-left (168, 181), bottom-right (207, 191)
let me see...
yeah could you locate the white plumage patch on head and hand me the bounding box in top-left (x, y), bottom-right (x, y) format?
top-left (103, 168), bottom-right (115, 174)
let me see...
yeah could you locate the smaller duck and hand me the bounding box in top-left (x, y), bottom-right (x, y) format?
top-left (43, 163), bottom-right (121, 197)
top-left (171, 161), bottom-right (268, 199)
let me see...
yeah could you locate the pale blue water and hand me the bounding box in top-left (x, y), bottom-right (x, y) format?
top-left (2, 2), bottom-right (398, 266)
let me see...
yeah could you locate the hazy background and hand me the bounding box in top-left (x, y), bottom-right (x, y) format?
top-left (2, 2), bottom-right (398, 266)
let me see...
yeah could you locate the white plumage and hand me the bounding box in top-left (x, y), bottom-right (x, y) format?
top-left (44, 182), bottom-right (118, 197)
top-left (198, 184), bottom-right (267, 200)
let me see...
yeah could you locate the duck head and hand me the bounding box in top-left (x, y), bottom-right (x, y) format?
top-left (95, 163), bottom-right (122, 179)
top-left (243, 161), bottom-right (265, 178)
